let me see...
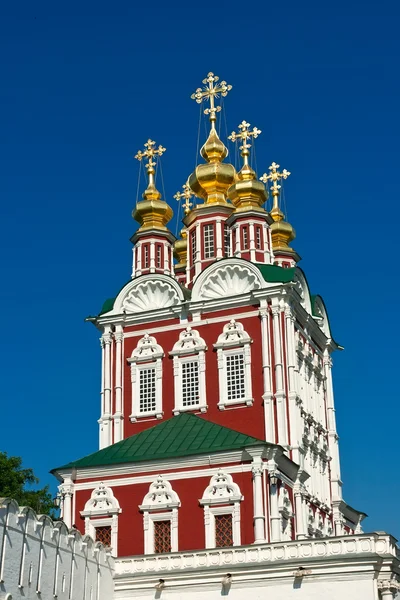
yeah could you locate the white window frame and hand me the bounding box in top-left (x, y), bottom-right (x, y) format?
top-left (214, 320), bottom-right (253, 410)
top-left (80, 483), bottom-right (121, 556)
top-left (224, 224), bottom-right (230, 257)
top-left (191, 231), bottom-right (197, 265)
top-left (140, 476), bottom-right (180, 555)
top-left (199, 470), bottom-right (243, 549)
top-left (127, 334), bottom-right (164, 421)
top-left (256, 226), bottom-right (262, 250)
top-left (243, 226), bottom-right (249, 250)
top-left (204, 223), bottom-right (215, 259)
top-left (170, 327), bottom-right (207, 415)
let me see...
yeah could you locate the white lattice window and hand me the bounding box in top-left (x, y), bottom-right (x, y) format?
top-left (140, 476), bottom-right (180, 554)
top-left (256, 226), bottom-right (262, 250)
top-left (170, 327), bottom-right (207, 414)
top-left (80, 483), bottom-right (121, 556)
top-left (143, 245), bottom-right (149, 268)
top-left (214, 320), bottom-right (253, 409)
top-left (243, 226), bottom-right (248, 249)
top-left (224, 225), bottom-right (230, 257)
top-left (199, 470), bottom-right (243, 548)
top-left (191, 232), bottom-right (197, 264)
top-left (156, 245), bottom-right (162, 268)
top-left (204, 224), bottom-right (215, 259)
top-left (127, 334), bottom-right (164, 421)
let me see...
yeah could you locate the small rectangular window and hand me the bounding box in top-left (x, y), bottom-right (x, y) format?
top-left (143, 245), bottom-right (149, 268)
top-left (154, 520), bottom-right (171, 554)
top-left (191, 233), bottom-right (197, 264)
top-left (256, 226), bottom-right (262, 250)
top-left (224, 225), bottom-right (230, 257)
top-left (182, 360), bottom-right (200, 407)
top-left (242, 227), bottom-right (248, 250)
top-left (204, 224), bottom-right (215, 259)
top-left (95, 526), bottom-right (111, 547)
top-left (156, 245), bottom-right (162, 268)
top-left (226, 352), bottom-right (246, 401)
top-left (215, 514), bottom-right (233, 548)
top-left (139, 367), bottom-right (156, 413)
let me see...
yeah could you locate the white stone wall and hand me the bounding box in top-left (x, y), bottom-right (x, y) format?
top-left (0, 498), bottom-right (114, 600)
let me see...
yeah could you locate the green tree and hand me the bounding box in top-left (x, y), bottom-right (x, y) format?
top-left (0, 452), bottom-right (54, 516)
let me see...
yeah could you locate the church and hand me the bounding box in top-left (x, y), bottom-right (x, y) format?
top-left (51, 72), bottom-right (400, 599)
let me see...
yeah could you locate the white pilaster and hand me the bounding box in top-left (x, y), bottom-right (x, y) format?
top-left (251, 455), bottom-right (265, 543)
top-left (60, 479), bottom-right (74, 529)
top-left (294, 483), bottom-right (307, 539)
top-left (101, 327), bottom-right (113, 449)
top-left (260, 309), bottom-right (275, 443)
top-left (149, 241), bottom-right (155, 272)
top-left (271, 301), bottom-right (288, 447)
top-left (324, 349), bottom-right (342, 502)
top-left (216, 218), bottom-right (223, 258)
top-left (268, 464), bottom-right (281, 542)
top-left (113, 326), bottom-right (124, 443)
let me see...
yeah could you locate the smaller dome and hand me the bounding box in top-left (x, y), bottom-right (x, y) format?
top-left (133, 165), bottom-right (173, 231)
top-left (228, 163), bottom-right (267, 212)
top-left (173, 229), bottom-right (187, 267)
top-left (270, 206), bottom-right (296, 253)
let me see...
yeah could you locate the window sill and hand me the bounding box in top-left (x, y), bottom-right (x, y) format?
top-left (130, 412), bottom-right (163, 423)
top-left (173, 405), bottom-right (207, 416)
top-left (218, 398), bottom-right (254, 410)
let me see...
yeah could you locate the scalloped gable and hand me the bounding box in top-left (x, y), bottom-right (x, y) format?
top-left (52, 413), bottom-right (269, 472)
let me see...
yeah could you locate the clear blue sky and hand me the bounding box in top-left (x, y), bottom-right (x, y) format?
top-left (1, 1), bottom-right (399, 537)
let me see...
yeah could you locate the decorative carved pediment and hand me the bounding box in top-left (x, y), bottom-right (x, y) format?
top-left (193, 262), bottom-right (263, 301)
top-left (122, 280), bottom-right (181, 313)
top-left (81, 483), bottom-right (120, 517)
top-left (200, 470), bottom-right (243, 505)
top-left (128, 334), bottom-right (164, 363)
top-left (170, 327), bottom-right (207, 356)
top-left (140, 476), bottom-right (180, 511)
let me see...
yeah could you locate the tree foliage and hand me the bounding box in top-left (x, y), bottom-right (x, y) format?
top-left (0, 452), bottom-right (54, 516)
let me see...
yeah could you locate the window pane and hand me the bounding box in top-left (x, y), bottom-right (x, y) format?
top-left (243, 227), bottom-right (248, 249)
top-left (139, 368), bottom-right (156, 413)
top-left (95, 525), bottom-right (111, 547)
top-left (256, 227), bottom-right (262, 250)
top-left (156, 245), bottom-right (162, 268)
top-left (224, 225), bottom-right (230, 257)
top-left (191, 233), bottom-right (197, 264)
top-left (226, 353), bottom-right (245, 401)
top-left (182, 360), bottom-right (200, 407)
top-left (154, 520), bottom-right (171, 553)
top-left (204, 224), bottom-right (215, 259)
top-left (215, 514), bottom-right (233, 547)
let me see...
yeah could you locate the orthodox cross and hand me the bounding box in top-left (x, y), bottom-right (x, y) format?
top-left (260, 162), bottom-right (291, 210)
top-left (191, 72), bottom-right (232, 128)
top-left (135, 139), bottom-right (166, 185)
top-left (228, 120), bottom-right (261, 166)
top-left (174, 182), bottom-right (195, 215)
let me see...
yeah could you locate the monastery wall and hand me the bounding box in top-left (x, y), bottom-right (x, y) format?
top-left (0, 498), bottom-right (114, 600)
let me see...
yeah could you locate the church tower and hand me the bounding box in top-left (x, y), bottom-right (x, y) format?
top-left (52, 72), bottom-right (365, 560)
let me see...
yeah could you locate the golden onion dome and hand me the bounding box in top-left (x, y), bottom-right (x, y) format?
top-left (173, 229), bottom-right (187, 267)
top-left (270, 207), bottom-right (296, 253)
top-left (188, 128), bottom-right (236, 205)
top-left (133, 139), bottom-right (173, 231)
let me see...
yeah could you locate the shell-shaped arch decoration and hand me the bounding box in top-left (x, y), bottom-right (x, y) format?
top-left (192, 260), bottom-right (264, 302)
top-left (112, 274), bottom-right (185, 315)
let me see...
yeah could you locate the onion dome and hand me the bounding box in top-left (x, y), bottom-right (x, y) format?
top-left (173, 228), bottom-right (188, 268)
top-left (188, 72), bottom-right (236, 205)
top-left (226, 120), bottom-right (267, 212)
top-left (260, 162), bottom-right (296, 255)
top-left (133, 139), bottom-right (173, 231)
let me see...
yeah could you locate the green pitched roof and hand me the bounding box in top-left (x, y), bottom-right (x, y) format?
top-left (255, 263), bottom-right (296, 283)
top-left (52, 413), bottom-right (267, 471)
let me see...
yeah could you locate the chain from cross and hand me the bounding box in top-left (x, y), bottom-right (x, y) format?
top-left (191, 72), bottom-right (232, 125)
top-left (174, 183), bottom-right (195, 215)
top-left (135, 139), bottom-right (166, 170)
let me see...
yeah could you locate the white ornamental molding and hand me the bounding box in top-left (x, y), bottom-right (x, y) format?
top-left (192, 260), bottom-right (264, 302)
top-left (293, 269), bottom-right (312, 315)
top-left (169, 327), bottom-right (207, 356)
top-left (278, 485), bottom-right (294, 519)
top-left (214, 319), bottom-right (252, 349)
top-left (140, 476), bottom-right (181, 511)
top-left (128, 333), bottom-right (164, 364)
top-left (80, 483), bottom-right (121, 517)
top-left (111, 275), bottom-right (185, 315)
top-left (200, 470), bottom-right (243, 506)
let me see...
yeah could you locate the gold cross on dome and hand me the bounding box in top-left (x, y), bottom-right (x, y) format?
top-left (174, 182), bottom-right (194, 215)
top-left (260, 162), bottom-right (291, 210)
top-left (135, 139), bottom-right (166, 170)
top-left (191, 72), bottom-right (232, 127)
top-left (228, 120), bottom-right (261, 165)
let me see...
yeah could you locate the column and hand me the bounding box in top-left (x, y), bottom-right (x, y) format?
top-left (271, 301), bottom-right (288, 447)
top-left (131, 247), bottom-right (136, 278)
top-left (378, 580), bottom-right (399, 599)
top-left (260, 309), bottom-right (275, 443)
top-left (195, 222), bottom-right (201, 277)
top-left (323, 348), bottom-right (342, 502)
top-left (113, 326), bottom-right (124, 443)
top-left (268, 465), bottom-right (281, 542)
top-left (60, 479), bottom-right (74, 529)
top-left (234, 224), bottom-right (240, 255)
top-left (150, 241), bottom-right (155, 272)
top-left (216, 218), bottom-right (223, 258)
top-left (249, 221), bottom-right (256, 262)
top-left (102, 327), bottom-right (113, 448)
top-left (169, 244), bottom-right (174, 275)
top-left (285, 304), bottom-right (301, 463)
top-left (293, 483), bottom-right (307, 539)
top-left (251, 455), bottom-right (265, 543)
top-left (99, 336), bottom-right (105, 449)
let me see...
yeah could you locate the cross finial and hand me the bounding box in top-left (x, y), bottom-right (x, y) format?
top-left (260, 162), bottom-right (291, 213)
top-left (228, 120), bottom-right (261, 166)
top-left (135, 139), bottom-right (166, 188)
top-left (191, 72), bottom-right (232, 130)
top-left (174, 182), bottom-right (195, 215)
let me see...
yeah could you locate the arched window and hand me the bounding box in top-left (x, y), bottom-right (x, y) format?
top-left (127, 334), bottom-right (163, 421)
top-left (214, 320), bottom-right (253, 409)
top-left (139, 476), bottom-right (180, 554)
top-left (200, 470), bottom-right (243, 548)
top-left (170, 327), bottom-right (207, 414)
top-left (80, 483), bottom-right (121, 556)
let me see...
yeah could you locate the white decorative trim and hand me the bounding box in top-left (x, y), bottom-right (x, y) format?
top-left (214, 320), bottom-right (253, 409)
top-left (80, 483), bottom-right (121, 556)
top-left (170, 328), bottom-right (207, 414)
top-left (200, 469), bottom-right (243, 505)
top-left (278, 485), bottom-right (294, 541)
top-left (191, 259), bottom-right (264, 302)
top-left (127, 334), bottom-right (163, 421)
top-left (293, 270), bottom-right (312, 315)
top-left (111, 274), bottom-right (185, 315)
top-left (140, 476), bottom-right (180, 554)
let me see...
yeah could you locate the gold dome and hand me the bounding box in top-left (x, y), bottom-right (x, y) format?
top-left (188, 128), bottom-right (236, 205)
top-left (133, 139), bottom-right (173, 231)
top-left (173, 229), bottom-right (187, 268)
top-left (270, 206), bottom-right (296, 253)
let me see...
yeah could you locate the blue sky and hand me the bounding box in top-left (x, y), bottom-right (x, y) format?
top-left (1, 1), bottom-right (399, 536)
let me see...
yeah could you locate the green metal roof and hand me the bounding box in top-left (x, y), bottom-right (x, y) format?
top-left (52, 413), bottom-right (267, 471)
top-left (255, 263), bottom-right (296, 283)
